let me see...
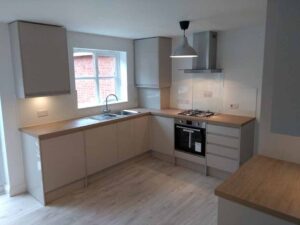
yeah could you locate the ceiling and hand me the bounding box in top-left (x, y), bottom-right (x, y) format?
top-left (0, 0), bottom-right (267, 39)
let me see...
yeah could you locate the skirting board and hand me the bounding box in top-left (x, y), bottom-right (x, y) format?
top-left (6, 183), bottom-right (26, 197)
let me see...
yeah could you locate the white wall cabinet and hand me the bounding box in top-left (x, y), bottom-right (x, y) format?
top-left (134, 37), bottom-right (171, 88)
top-left (9, 21), bottom-right (70, 98)
top-left (151, 116), bottom-right (174, 156)
top-left (84, 124), bottom-right (118, 175)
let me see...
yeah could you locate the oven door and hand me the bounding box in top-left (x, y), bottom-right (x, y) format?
top-left (175, 124), bottom-right (206, 156)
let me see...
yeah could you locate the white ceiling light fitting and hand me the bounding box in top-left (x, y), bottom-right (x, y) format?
top-left (170, 20), bottom-right (198, 58)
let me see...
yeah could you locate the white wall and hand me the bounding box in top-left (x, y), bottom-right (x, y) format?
top-left (171, 25), bottom-right (265, 153)
top-left (0, 125), bottom-right (5, 191)
top-left (258, 0), bottom-right (300, 163)
top-left (18, 31), bottom-right (138, 127)
top-left (171, 25), bottom-right (265, 117)
top-left (218, 26), bottom-right (265, 118)
top-left (0, 25), bottom-right (138, 195)
top-left (0, 23), bottom-right (26, 195)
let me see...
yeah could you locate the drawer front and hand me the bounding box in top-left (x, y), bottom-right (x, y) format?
top-left (207, 154), bottom-right (239, 173)
top-left (207, 134), bottom-right (240, 149)
top-left (207, 143), bottom-right (239, 160)
top-left (207, 124), bottom-right (240, 138)
top-left (174, 150), bottom-right (206, 165)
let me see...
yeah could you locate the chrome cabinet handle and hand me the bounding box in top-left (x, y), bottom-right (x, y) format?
top-left (176, 125), bottom-right (199, 132)
top-left (183, 129), bottom-right (194, 133)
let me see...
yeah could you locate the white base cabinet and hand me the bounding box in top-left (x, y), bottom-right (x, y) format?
top-left (22, 131), bottom-right (86, 204)
top-left (22, 113), bottom-right (254, 205)
top-left (151, 116), bottom-right (174, 156)
top-left (84, 124), bottom-right (118, 175)
top-left (133, 116), bottom-right (150, 155)
top-left (206, 122), bottom-right (254, 173)
top-left (40, 132), bottom-right (86, 193)
top-left (22, 115), bottom-right (151, 205)
top-left (117, 120), bottom-right (136, 162)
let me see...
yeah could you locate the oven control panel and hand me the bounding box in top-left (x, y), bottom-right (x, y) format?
top-left (175, 119), bottom-right (206, 128)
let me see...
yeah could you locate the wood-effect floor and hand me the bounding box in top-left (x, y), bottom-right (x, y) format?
top-left (1, 155), bottom-right (221, 225)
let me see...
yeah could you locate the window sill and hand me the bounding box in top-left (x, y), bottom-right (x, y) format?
top-left (77, 100), bottom-right (128, 110)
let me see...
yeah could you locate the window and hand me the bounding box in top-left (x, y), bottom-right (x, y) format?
top-left (73, 48), bottom-right (128, 109)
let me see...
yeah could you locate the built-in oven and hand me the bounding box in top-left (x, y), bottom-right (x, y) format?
top-left (175, 119), bottom-right (206, 157)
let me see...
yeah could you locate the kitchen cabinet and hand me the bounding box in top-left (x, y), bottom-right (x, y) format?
top-left (40, 132), bottom-right (86, 193)
top-left (134, 37), bottom-right (171, 88)
top-left (151, 116), bottom-right (174, 156)
top-left (22, 115), bottom-right (152, 205)
top-left (133, 116), bottom-right (150, 155)
top-left (117, 120), bottom-right (136, 162)
top-left (22, 131), bottom-right (86, 205)
top-left (117, 116), bottom-right (150, 163)
top-left (206, 122), bottom-right (254, 173)
top-left (84, 124), bottom-right (118, 175)
top-left (9, 21), bottom-right (70, 98)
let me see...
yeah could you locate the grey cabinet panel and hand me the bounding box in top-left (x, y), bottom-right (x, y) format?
top-left (10, 21), bottom-right (70, 98)
top-left (268, 0), bottom-right (300, 136)
top-left (135, 37), bottom-right (171, 88)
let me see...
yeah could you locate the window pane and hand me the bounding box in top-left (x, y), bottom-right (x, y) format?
top-left (99, 79), bottom-right (116, 101)
top-left (98, 56), bottom-right (116, 77)
top-left (75, 79), bottom-right (98, 108)
top-left (74, 53), bottom-right (94, 78)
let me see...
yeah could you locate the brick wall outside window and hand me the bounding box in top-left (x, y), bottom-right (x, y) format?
top-left (74, 51), bottom-right (120, 108)
top-left (74, 55), bottom-right (94, 77)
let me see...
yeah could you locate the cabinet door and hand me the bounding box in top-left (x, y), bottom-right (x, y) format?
top-left (135, 37), bottom-right (171, 88)
top-left (133, 116), bottom-right (150, 155)
top-left (135, 38), bottom-right (160, 87)
top-left (10, 21), bottom-right (70, 98)
top-left (84, 124), bottom-right (118, 175)
top-left (40, 132), bottom-right (85, 192)
top-left (117, 120), bottom-right (135, 162)
top-left (151, 116), bottom-right (174, 155)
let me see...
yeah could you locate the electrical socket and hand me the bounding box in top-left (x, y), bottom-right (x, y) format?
top-left (37, 110), bottom-right (48, 117)
top-left (229, 104), bottom-right (239, 110)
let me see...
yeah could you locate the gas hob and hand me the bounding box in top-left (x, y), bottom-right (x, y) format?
top-left (178, 109), bottom-right (215, 118)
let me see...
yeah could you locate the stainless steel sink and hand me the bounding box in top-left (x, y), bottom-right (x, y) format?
top-left (90, 114), bottom-right (119, 121)
top-left (90, 110), bottom-right (139, 121)
top-left (113, 110), bottom-right (140, 116)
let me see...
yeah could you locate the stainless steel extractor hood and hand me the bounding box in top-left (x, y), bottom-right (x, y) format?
top-left (184, 31), bottom-right (222, 73)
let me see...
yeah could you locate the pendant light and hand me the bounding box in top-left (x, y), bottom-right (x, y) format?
top-left (170, 20), bottom-right (198, 58)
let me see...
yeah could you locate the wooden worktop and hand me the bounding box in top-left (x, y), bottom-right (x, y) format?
top-left (140, 108), bottom-right (255, 127)
top-left (20, 108), bottom-right (255, 139)
top-left (215, 155), bottom-right (300, 224)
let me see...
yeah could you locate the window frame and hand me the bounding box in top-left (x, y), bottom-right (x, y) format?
top-left (73, 48), bottom-right (122, 108)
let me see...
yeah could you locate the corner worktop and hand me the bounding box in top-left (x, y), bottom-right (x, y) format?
top-left (215, 155), bottom-right (300, 224)
top-left (20, 108), bottom-right (255, 139)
